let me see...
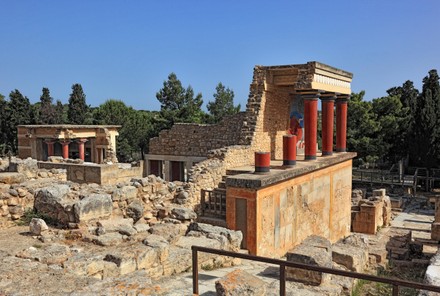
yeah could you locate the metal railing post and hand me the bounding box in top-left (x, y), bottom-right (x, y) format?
top-left (280, 263), bottom-right (286, 296)
top-left (392, 284), bottom-right (399, 296)
top-left (192, 247), bottom-right (199, 295)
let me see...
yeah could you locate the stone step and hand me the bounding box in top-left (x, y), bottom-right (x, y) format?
top-left (198, 216), bottom-right (227, 228)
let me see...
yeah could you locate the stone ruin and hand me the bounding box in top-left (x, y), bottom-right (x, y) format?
top-left (351, 188), bottom-right (393, 234)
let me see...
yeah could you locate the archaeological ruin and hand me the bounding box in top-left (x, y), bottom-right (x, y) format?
top-left (2, 61), bottom-right (440, 295)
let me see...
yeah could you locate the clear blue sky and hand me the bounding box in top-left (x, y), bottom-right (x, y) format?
top-left (1, 0), bottom-right (439, 111)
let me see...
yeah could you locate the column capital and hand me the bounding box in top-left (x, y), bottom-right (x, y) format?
top-left (76, 138), bottom-right (88, 143)
top-left (44, 138), bottom-right (56, 144)
top-left (336, 94), bottom-right (350, 102)
top-left (59, 140), bottom-right (71, 145)
top-left (320, 93), bottom-right (337, 101)
top-left (296, 90), bottom-right (321, 100)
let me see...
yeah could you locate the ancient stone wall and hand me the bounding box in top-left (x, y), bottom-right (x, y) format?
top-left (38, 162), bottom-right (143, 185)
top-left (226, 159), bottom-right (353, 257)
top-left (149, 113), bottom-right (245, 157)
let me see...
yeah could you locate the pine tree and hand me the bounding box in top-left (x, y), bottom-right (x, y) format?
top-left (67, 83), bottom-right (89, 124)
top-left (207, 82), bottom-right (240, 123)
top-left (155, 73), bottom-right (204, 129)
top-left (38, 87), bottom-right (56, 124)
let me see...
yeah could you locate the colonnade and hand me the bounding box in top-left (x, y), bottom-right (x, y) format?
top-left (44, 138), bottom-right (88, 160)
top-left (302, 93), bottom-right (349, 160)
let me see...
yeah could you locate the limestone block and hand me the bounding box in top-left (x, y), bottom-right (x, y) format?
top-left (16, 243), bottom-right (71, 265)
top-left (136, 246), bottom-right (157, 270)
top-left (7, 197), bottom-right (19, 206)
top-left (111, 185), bottom-right (137, 202)
top-left (29, 218), bottom-right (49, 235)
top-left (17, 188), bottom-right (27, 197)
top-left (431, 223), bottom-right (440, 241)
top-left (390, 197), bottom-right (403, 209)
top-left (286, 236), bottom-right (332, 286)
top-left (104, 252), bottom-right (137, 275)
top-left (148, 222), bottom-right (182, 243)
top-left (215, 269), bottom-right (266, 296)
top-left (171, 207), bottom-right (197, 221)
top-left (97, 217), bottom-right (135, 235)
top-left (332, 244), bottom-right (367, 272)
top-left (142, 234), bottom-right (169, 262)
top-left (0, 172), bottom-right (26, 184)
top-left (126, 200), bottom-right (144, 222)
top-left (187, 222), bottom-right (243, 251)
top-left (73, 193), bottom-right (112, 222)
top-left (373, 189), bottom-right (386, 198)
top-left (34, 184), bottom-right (73, 224)
top-left (92, 232), bottom-right (124, 246)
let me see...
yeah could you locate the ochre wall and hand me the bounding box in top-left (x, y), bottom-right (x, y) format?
top-left (226, 159), bottom-right (352, 257)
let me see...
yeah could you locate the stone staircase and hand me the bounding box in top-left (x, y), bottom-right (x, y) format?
top-left (198, 169), bottom-right (252, 228)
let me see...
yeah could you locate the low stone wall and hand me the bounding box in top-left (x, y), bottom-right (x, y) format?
top-left (38, 162), bottom-right (143, 185)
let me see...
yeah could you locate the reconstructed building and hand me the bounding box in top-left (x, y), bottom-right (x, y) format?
top-left (17, 125), bottom-right (120, 164)
top-left (148, 61), bottom-right (356, 257)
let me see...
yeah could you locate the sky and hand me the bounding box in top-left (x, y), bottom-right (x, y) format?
top-left (1, 0), bottom-right (439, 111)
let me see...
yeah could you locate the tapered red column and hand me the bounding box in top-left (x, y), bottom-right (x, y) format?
top-left (60, 140), bottom-right (71, 159)
top-left (304, 94), bottom-right (319, 160)
top-left (76, 138), bottom-right (88, 161)
top-left (283, 135), bottom-right (297, 167)
top-left (321, 96), bottom-right (335, 156)
top-left (44, 139), bottom-right (56, 157)
top-left (336, 97), bottom-right (349, 152)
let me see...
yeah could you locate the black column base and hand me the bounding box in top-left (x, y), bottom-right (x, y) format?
top-left (322, 151), bottom-right (333, 156)
top-left (305, 155), bottom-right (317, 160)
top-left (336, 148), bottom-right (346, 152)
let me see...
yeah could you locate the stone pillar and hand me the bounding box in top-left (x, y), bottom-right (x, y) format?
top-left (321, 96), bottom-right (335, 156)
top-left (303, 94), bottom-right (319, 160)
top-left (60, 140), bottom-right (71, 159)
top-left (44, 139), bottom-right (56, 157)
top-left (76, 138), bottom-right (88, 161)
top-left (336, 96), bottom-right (349, 152)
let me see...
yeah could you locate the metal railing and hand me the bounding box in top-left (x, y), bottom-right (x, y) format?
top-left (200, 189), bottom-right (226, 218)
top-left (191, 246), bottom-right (440, 296)
top-left (352, 168), bottom-right (418, 193)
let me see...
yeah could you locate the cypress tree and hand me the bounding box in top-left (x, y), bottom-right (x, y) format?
top-left (67, 83), bottom-right (89, 124)
top-left (39, 87), bottom-right (56, 124)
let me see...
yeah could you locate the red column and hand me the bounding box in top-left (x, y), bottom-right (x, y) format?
top-left (283, 135), bottom-right (297, 167)
top-left (44, 139), bottom-right (56, 157)
top-left (76, 138), bottom-right (88, 161)
top-left (321, 97), bottom-right (335, 156)
top-left (255, 152), bottom-right (270, 173)
top-left (60, 140), bottom-right (71, 159)
top-left (336, 98), bottom-right (349, 152)
top-left (304, 95), bottom-right (319, 160)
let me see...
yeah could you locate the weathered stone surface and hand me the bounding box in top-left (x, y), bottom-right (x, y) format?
top-left (34, 184), bottom-right (74, 224)
top-left (73, 194), bottom-right (112, 222)
top-left (171, 207), bottom-right (197, 221)
top-left (332, 243), bottom-right (367, 272)
top-left (187, 222), bottom-right (242, 251)
top-left (215, 269), bottom-right (266, 296)
top-left (286, 235), bottom-right (332, 286)
top-left (29, 218), bottom-right (49, 235)
top-left (126, 200), bottom-right (144, 222)
top-left (16, 243), bottom-right (71, 265)
top-left (142, 234), bottom-right (169, 262)
top-left (97, 217), bottom-right (136, 236)
top-left (175, 190), bottom-right (189, 204)
top-left (111, 186), bottom-right (137, 202)
top-left (133, 222), bottom-right (150, 233)
top-left (351, 189), bottom-right (364, 206)
top-left (92, 232), bottom-right (123, 246)
top-left (104, 251), bottom-right (137, 275)
top-left (0, 172), bottom-right (26, 184)
top-left (149, 223), bottom-right (183, 243)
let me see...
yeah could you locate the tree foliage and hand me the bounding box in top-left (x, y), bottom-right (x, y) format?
top-left (38, 87), bottom-right (56, 124)
top-left (94, 100), bottom-right (154, 162)
top-left (67, 83), bottom-right (89, 124)
top-left (206, 82), bottom-right (240, 123)
top-left (155, 73), bottom-right (204, 130)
